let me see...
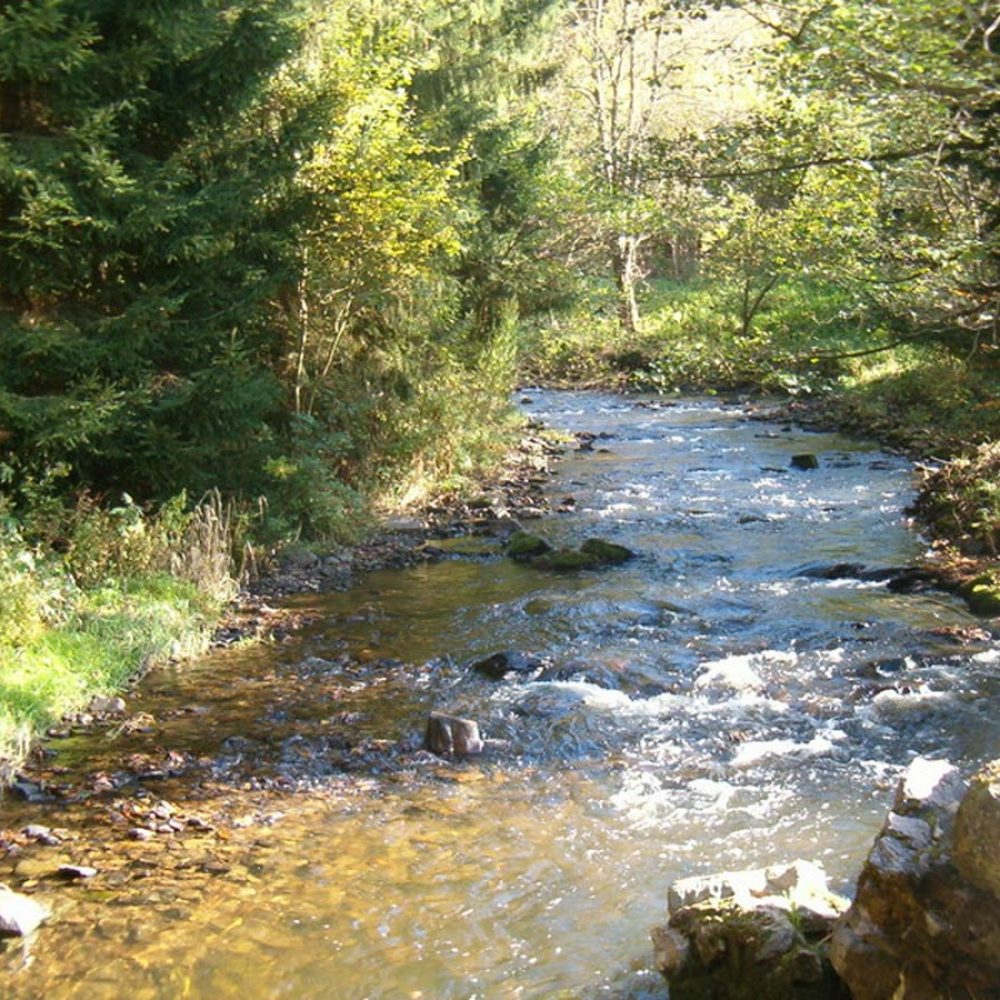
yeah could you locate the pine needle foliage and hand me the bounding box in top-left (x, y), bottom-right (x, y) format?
top-left (0, 0), bottom-right (307, 502)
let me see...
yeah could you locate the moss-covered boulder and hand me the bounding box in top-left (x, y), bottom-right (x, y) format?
top-left (580, 538), bottom-right (634, 565)
top-left (531, 548), bottom-right (599, 571)
top-left (962, 574), bottom-right (1000, 616)
top-left (508, 534), bottom-right (636, 572)
top-left (505, 531), bottom-right (551, 561)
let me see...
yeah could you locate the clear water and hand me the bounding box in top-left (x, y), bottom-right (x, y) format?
top-left (3, 391), bottom-right (998, 999)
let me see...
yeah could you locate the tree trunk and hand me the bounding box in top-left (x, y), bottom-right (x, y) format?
top-left (613, 234), bottom-right (641, 333)
top-left (739, 274), bottom-right (779, 338)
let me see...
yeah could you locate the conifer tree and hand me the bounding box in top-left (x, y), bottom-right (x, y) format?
top-left (407, 0), bottom-right (565, 341)
top-left (0, 0), bottom-right (307, 500)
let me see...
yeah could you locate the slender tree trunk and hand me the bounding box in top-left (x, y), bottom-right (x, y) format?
top-left (739, 274), bottom-right (779, 337)
top-left (293, 251), bottom-right (310, 415)
top-left (612, 234), bottom-right (641, 333)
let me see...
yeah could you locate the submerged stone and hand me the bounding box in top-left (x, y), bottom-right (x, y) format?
top-left (536, 661), bottom-right (621, 690)
top-left (512, 687), bottom-right (585, 719)
top-left (505, 531), bottom-right (551, 561)
top-left (531, 548), bottom-right (599, 571)
top-left (523, 598), bottom-right (552, 616)
top-left (579, 538), bottom-right (634, 565)
top-left (790, 453), bottom-right (819, 470)
top-left (797, 562), bottom-right (866, 580)
top-left (470, 651), bottom-right (544, 681)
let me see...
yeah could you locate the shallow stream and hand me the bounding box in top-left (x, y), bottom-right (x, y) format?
top-left (3, 391), bottom-right (999, 999)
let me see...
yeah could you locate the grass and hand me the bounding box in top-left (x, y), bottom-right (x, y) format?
top-left (0, 495), bottom-right (238, 780)
top-left (523, 275), bottom-right (1000, 451)
top-left (0, 573), bottom-right (223, 781)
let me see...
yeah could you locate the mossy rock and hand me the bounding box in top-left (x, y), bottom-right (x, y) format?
top-left (580, 538), bottom-right (635, 565)
top-left (963, 581), bottom-right (1000, 616)
top-left (531, 548), bottom-right (601, 571)
top-left (505, 531), bottom-right (551, 561)
top-left (666, 900), bottom-right (842, 1000)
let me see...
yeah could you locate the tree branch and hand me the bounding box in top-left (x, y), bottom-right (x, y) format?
top-left (669, 136), bottom-right (988, 181)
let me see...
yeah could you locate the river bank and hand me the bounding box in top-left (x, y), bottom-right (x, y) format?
top-left (0, 427), bottom-right (564, 786)
top-left (522, 279), bottom-right (1000, 595)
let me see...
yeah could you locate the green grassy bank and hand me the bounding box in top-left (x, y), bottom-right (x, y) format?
top-left (0, 496), bottom-right (237, 780)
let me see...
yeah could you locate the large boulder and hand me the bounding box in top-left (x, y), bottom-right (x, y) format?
top-left (506, 532), bottom-right (636, 572)
top-left (652, 860), bottom-right (848, 1000)
top-left (829, 757), bottom-right (1000, 1000)
top-left (954, 759), bottom-right (1000, 897)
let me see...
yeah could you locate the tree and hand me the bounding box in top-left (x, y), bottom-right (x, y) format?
top-left (554, 0), bottom-right (672, 330)
top-left (0, 0), bottom-right (310, 503)
top-left (407, 0), bottom-right (566, 341)
top-left (705, 0), bottom-right (1000, 349)
top-left (545, 1), bottom-right (766, 330)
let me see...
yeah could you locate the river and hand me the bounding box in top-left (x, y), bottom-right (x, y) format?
top-left (3, 390), bottom-right (999, 999)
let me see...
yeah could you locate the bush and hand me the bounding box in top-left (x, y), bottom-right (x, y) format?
top-left (65, 491), bottom-right (240, 601)
top-left (913, 443), bottom-right (1000, 555)
top-left (520, 277), bottom-right (861, 394)
top-left (0, 490), bottom-right (241, 778)
top-left (0, 525), bottom-right (71, 648)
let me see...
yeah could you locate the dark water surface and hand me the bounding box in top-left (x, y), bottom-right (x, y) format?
top-left (3, 391), bottom-right (999, 999)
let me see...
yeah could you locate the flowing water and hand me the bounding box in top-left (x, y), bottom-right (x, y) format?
top-left (4, 391), bottom-right (1000, 999)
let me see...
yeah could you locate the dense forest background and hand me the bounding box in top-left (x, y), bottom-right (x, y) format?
top-left (1, 0), bottom-right (999, 762)
top-left (2, 0), bottom-right (998, 536)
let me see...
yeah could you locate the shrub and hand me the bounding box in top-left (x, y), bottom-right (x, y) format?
top-left (0, 526), bottom-right (71, 648)
top-left (913, 443), bottom-right (1000, 555)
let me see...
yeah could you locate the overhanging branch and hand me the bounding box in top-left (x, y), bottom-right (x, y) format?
top-left (666, 136), bottom-right (988, 181)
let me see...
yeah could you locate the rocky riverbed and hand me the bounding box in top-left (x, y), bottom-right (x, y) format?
top-left (2, 390), bottom-right (999, 999)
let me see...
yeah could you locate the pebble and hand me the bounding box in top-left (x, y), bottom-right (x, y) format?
top-left (57, 865), bottom-right (98, 880)
top-left (23, 825), bottom-right (61, 846)
top-left (90, 695), bottom-right (127, 715)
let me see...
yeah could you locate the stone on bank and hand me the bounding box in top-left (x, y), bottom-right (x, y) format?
top-left (0, 885), bottom-right (50, 937)
top-left (830, 756), bottom-right (1000, 1000)
top-left (651, 859), bottom-right (849, 999)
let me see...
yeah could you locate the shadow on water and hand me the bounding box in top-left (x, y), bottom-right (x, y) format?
top-left (3, 391), bottom-right (999, 999)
